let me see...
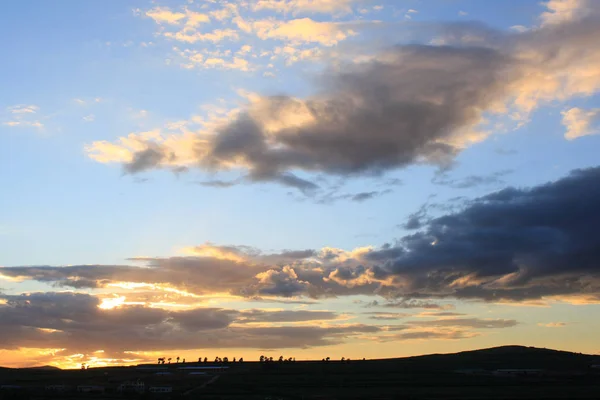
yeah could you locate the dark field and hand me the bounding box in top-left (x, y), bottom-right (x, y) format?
top-left (1, 346), bottom-right (599, 400)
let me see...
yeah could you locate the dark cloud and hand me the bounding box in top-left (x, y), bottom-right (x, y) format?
top-left (195, 179), bottom-right (240, 188)
top-left (352, 190), bottom-right (392, 202)
top-left (201, 45), bottom-right (510, 182)
top-left (275, 173), bottom-right (320, 193)
top-left (317, 189), bottom-right (392, 204)
top-left (123, 146), bottom-right (166, 174)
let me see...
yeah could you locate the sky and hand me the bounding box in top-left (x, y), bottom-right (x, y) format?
top-left (1, 0), bottom-right (600, 369)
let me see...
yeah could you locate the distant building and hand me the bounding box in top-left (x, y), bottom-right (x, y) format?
top-left (494, 369), bottom-right (544, 377)
top-left (45, 384), bottom-right (70, 393)
top-left (454, 368), bottom-right (487, 375)
top-left (118, 380), bottom-right (145, 393)
top-left (77, 385), bottom-right (105, 393)
top-left (149, 386), bottom-right (173, 393)
top-left (0, 385), bottom-right (23, 390)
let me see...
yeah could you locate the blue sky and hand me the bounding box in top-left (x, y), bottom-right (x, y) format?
top-left (1, 0), bottom-right (600, 368)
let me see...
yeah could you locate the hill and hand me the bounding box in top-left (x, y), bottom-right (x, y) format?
top-left (376, 345), bottom-right (597, 371)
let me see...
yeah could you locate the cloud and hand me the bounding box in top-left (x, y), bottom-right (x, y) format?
top-left (92, 0), bottom-right (600, 188)
top-left (538, 322), bottom-right (567, 327)
top-left (416, 311), bottom-right (465, 317)
top-left (362, 299), bottom-right (453, 309)
top-left (236, 309), bottom-right (339, 323)
top-left (7, 105), bottom-right (39, 114)
top-left (388, 330), bottom-right (478, 341)
top-left (123, 145), bottom-right (169, 174)
top-left (252, 18), bottom-right (356, 45)
top-left (3, 104), bottom-right (43, 129)
top-left (363, 312), bottom-right (411, 320)
top-left (538, 0), bottom-right (593, 27)
top-left (432, 170), bottom-right (513, 189)
top-left (3, 120), bottom-right (43, 128)
top-left (316, 189), bottom-right (392, 204)
top-left (562, 107), bottom-right (600, 140)
top-left (352, 190), bottom-right (390, 202)
top-left (145, 7), bottom-right (187, 25)
top-left (405, 318), bottom-right (518, 329)
top-left (164, 28), bottom-right (239, 43)
top-left (195, 179), bottom-right (240, 188)
top-left (0, 292), bottom-right (377, 360)
top-left (253, 0), bottom-right (356, 14)
top-left (4, 166), bottom-right (600, 303)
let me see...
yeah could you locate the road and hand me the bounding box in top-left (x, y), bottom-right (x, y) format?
top-left (183, 374), bottom-right (220, 396)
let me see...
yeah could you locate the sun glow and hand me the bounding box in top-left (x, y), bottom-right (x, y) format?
top-left (98, 296), bottom-right (126, 309)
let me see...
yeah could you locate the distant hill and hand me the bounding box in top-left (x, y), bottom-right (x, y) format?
top-left (25, 365), bottom-right (61, 371)
top-left (371, 345), bottom-right (597, 371)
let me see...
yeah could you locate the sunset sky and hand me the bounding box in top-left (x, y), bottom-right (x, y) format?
top-left (1, 0), bottom-right (600, 369)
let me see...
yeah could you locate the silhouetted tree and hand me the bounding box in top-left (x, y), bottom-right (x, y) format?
top-left (198, 357), bottom-right (201, 363)
top-left (176, 356), bottom-right (180, 364)
top-left (168, 358), bottom-right (172, 364)
top-left (81, 363), bottom-right (86, 370)
top-left (278, 356), bottom-right (284, 362)
top-left (233, 357), bottom-right (236, 363)
top-left (204, 357), bottom-right (208, 363)
top-left (260, 355), bottom-right (265, 362)
top-left (182, 358), bottom-right (185, 364)
top-left (325, 357), bottom-right (330, 362)
top-left (341, 357), bottom-right (345, 362)
top-left (269, 357), bottom-right (273, 362)
top-left (239, 358), bottom-right (244, 363)
top-left (223, 357), bottom-right (229, 363)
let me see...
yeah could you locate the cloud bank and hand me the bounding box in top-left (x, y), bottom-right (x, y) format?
top-left (3, 166), bottom-right (600, 304)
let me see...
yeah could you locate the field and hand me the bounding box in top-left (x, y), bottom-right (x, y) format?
top-left (1, 346), bottom-right (599, 400)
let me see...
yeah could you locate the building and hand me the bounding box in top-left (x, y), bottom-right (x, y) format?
top-left (45, 384), bottom-right (70, 393)
top-left (77, 385), bottom-right (105, 393)
top-left (118, 380), bottom-right (145, 394)
top-left (493, 369), bottom-right (544, 377)
top-left (149, 386), bottom-right (173, 393)
top-left (0, 385), bottom-right (23, 390)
